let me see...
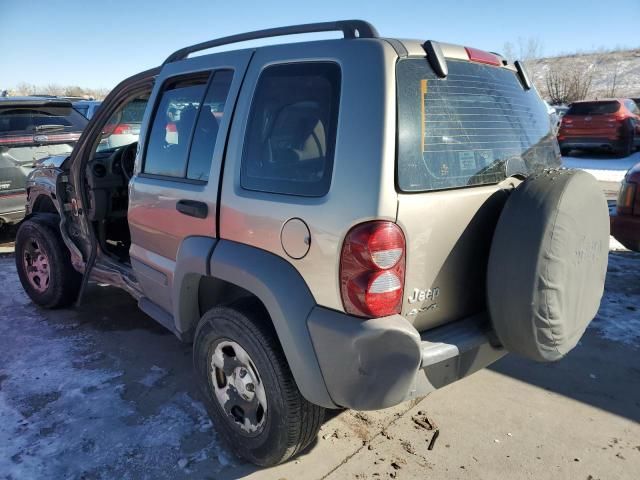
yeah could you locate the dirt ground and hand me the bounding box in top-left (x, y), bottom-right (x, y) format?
top-left (0, 248), bottom-right (638, 480)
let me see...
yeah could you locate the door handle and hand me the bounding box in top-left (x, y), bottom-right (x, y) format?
top-left (176, 199), bottom-right (208, 219)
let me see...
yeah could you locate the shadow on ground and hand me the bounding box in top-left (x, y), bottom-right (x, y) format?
top-left (489, 250), bottom-right (640, 424)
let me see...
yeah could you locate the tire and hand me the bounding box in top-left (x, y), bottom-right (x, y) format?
top-left (620, 132), bottom-right (634, 157)
top-left (193, 303), bottom-right (324, 466)
top-left (15, 215), bottom-right (82, 308)
top-left (560, 147), bottom-right (570, 156)
top-left (487, 169), bottom-right (609, 362)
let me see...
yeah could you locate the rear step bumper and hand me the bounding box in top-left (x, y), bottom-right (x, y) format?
top-left (307, 307), bottom-right (505, 410)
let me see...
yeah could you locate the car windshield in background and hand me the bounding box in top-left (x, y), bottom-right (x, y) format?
top-left (0, 106), bottom-right (88, 134)
top-left (566, 101), bottom-right (619, 115)
top-left (396, 59), bottom-right (559, 192)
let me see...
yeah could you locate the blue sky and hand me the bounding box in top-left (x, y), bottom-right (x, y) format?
top-left (2, 0), bottom-right (639, 89)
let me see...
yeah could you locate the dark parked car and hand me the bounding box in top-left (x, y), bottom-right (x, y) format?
top-left (558, 98), bottom-right (640, 156)
top-left (0, 97), bottom-right (87, 226)
top-left (611, 161), bottom-right (640, 251)
top-left (73, 100), bottom-right (102, 119)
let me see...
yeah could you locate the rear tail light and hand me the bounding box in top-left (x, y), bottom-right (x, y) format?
top-left (617, 181), bottom-right (637, 215)
top-left (465, 47), bottom-right (501, 66)
top-left (340, 221), bottom-right (406, 318)
top-left (112, 123), bottom-right (134, 135)
top-left (104, 123), bottom-right (135, 135)
top-left (606, 113), bottom-right (626, 124)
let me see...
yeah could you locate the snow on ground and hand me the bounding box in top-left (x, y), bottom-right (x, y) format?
top-left (0, 261), bottom-right (232, 479)
top-left (562, 151), bottom-right (640, 204)
top-left (0, 229), bottom-right (638, 478)
top-left (562, 151), bottom-right (640, 180)
top-left (589, 248), bottom-right (640, 349)
top-left (138, 365), bottom-right (168, 387)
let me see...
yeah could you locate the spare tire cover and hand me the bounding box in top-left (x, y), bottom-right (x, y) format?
top-left (487, 169), bottom-right (609, 362)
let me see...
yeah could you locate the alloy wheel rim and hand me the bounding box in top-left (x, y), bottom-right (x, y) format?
top-left (211, 340), bottom-right (268, 436)
top-left (23, 239), bottom-right (50, 293)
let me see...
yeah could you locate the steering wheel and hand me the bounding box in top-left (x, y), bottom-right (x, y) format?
top-left (120, 142), bottom-right (138, 182)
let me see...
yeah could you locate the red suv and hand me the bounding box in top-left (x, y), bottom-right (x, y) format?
top-left (558, 99), bottom-right (640, 156)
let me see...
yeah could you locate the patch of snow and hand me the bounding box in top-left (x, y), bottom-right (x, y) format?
top-left (609, 236), bottom-right (628, 251)
top-left (589, 251), bottom-right (640, 348)
top-left (0, 260), bottom-right (230, 479)
top-left (562, 151), bottom-right (640, 201)
top-left (562, 152), bottom-right (640, 174)
top-left (138, 365), bottom-right (168, 387)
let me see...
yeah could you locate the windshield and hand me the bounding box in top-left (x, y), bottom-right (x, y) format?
top-left (0, 105), bottom-right (87, 134)
top-left (396, 59), bottom-right (559, 192)
top-left (566, 101), bottom-right (620, 116)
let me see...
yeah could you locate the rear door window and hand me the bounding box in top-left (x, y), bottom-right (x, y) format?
top-left (241, 62), bottom-right (341, 197)
top-left (396, 59), bottom-right (559, 192)
top-left (566, 101), bottom-right (620, 115)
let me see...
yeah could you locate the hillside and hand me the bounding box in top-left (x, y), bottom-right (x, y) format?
top-left (529, 48), bottom-right (640, 102)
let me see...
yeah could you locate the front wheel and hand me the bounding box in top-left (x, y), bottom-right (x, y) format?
top-left (193, 303), bottom-right (324, 466)
top-left (15, 216), bottom-right (81, 308)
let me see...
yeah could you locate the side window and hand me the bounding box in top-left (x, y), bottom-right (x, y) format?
top-left (241, 62), bottom-right (341, 197)
top-left (626, 100), bottom-right (639, 115)
top-left (187, 70), bottom-right (234, 181)
top-left (144, 74), bottom-right (209, 178)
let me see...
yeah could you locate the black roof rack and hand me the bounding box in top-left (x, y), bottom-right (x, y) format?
top-left (163, 20), bottom-right (379, 64)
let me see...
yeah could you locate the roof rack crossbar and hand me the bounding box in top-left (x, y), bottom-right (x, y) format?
top-left (163, 20), bottom-right (379, 64)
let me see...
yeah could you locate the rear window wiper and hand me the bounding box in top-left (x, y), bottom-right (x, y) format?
top-left (33, 124), bottom-right (66, 132)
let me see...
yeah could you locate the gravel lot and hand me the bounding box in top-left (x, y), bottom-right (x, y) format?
top-left (0, 246), bottom-right (639, 479)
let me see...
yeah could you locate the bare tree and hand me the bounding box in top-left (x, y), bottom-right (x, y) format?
top-left (545, 61), bottom-right (594, 105)
top-left (13, 82), bottom-right (37, 96)
top-left (42, 84), bottom-right (64, 96)
top-left (604, 61), bottom-right (620, 98)
top-left (63, 85), bottom-right (85, 97)
top-left (503, 37), bottom-right (544, 83)
top-left (6, 82), bottom-right (111, 100)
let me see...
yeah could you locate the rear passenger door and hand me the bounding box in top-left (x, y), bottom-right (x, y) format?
top-left (128, 51), bottom-right (251, 313)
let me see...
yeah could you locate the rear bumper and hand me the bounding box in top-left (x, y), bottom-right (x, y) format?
top-left (559, 137), bottom-right (622, 151)
top-left (307, 307), bottom-right (505, 410)
top-left (611, 212), bottom-right (640, 251)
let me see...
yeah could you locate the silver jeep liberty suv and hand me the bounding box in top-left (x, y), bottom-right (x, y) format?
top-left (17, 20), bottom-right (609, 466)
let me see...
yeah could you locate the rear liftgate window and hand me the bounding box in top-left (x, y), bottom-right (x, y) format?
top-left (397, 59), bottom-right (560, 192)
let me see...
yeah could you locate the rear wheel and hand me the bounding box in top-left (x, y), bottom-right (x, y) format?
top-left (193, 303), bottom-right (324, 466)
top-left (15, 216), bottom-right (81, 308)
